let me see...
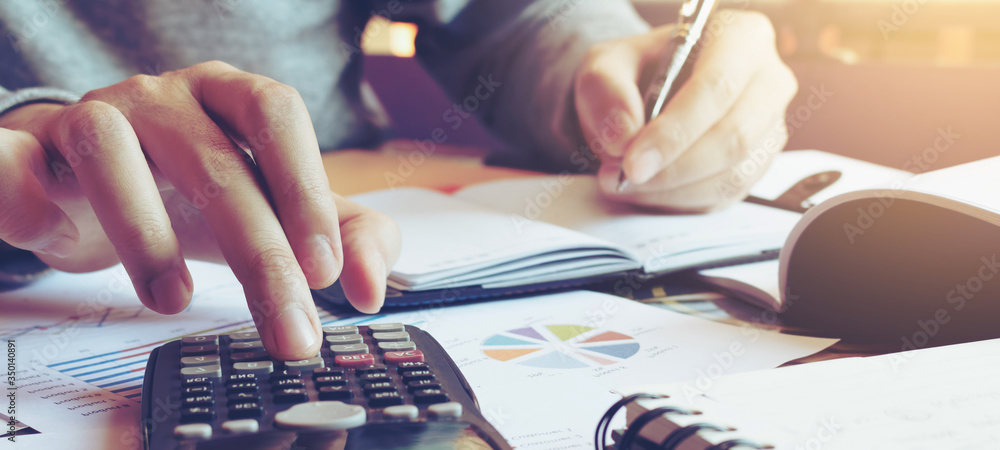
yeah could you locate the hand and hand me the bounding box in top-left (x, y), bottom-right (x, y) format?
top-left (574, 11), bottom-right (798, 212)
top-left (0, 61), bottom-right (400, 360)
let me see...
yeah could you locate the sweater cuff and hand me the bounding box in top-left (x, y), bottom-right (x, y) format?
top-left (0, 241), bottom-right (51, 288)
top-left (0, 87), bottom-right (80, 118)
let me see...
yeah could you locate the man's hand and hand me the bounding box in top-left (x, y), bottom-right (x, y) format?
top-left (574, 11), bottom-right (797, 211)
top-left (0, 61), bottom-right (400, 360)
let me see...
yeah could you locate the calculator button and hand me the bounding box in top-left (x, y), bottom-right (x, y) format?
top-left (368, 323), bottom-right (405, 333)
top-left (182, 377), bottom-right (212, 387)
top-left (228, 331), bottom-right (260, 342)
top-left (325, 335), bottom-right (363, 345)
top-left (285, 356), bottom-right (325, 371)
top-left (384, 350), bottom-right (424, 364)
top-left (312, 367), bottom-right (346, 378)
top-left (180, 345), bottom-right (219, 356)
top-left (181, 355), bottom-right (221, 367)
top-left (227, 373), bottom-right (257, 384)
top-left (273, 388), bottom-right (309, 403)
top-left (230, 341), bottom-right (265, 352)
top-left (377, 341), bottom-right (416, 352)
top-left (383, 405), bottom-right (418, 420)
top-left (428, 402), bottom-right (463, 419)
top-left (180, 406), bottom-right (215, 423)
top-left (274, 401), bottom-right (366, 430)
top-left (270, 369), bottom-right (302, 380)
top-left (359, 373), bottom-right (391, 384)
top-left (272, 378), bottom-right (306, 390)
top-left (221, 418), bottom-right (259, 434)
top-left (227, 392), bottom-right (261, 404)
top-left (335, 354), bottom-right (374, 368)
top-left (317, 385), bottom-right (353, 400)
top-left (355, 367), bottom-right (388, 376)
top-left (322, 325), bottom-right (359, 336)
top-left (412, 388), bottom-right (449, 404)
top-left (231, 351), bottom-right (270, 362)
top-left (396, 362), bottom-right (427, 373)
top-left (234, 361), bottom-right (273, 376)
top-left (368, 391), bottom-right (404, 407)
top-left (371, 331), bottom-right (409, 342)
top-left (401, 369), bottom-right (435, 383)
top-left (228, 401), bottom-right (264, 418)
top-left (182, 365), bottom-right (222, 380)
top-left (329, 344), bottom-right (369, 356)
top-left (181, 335), bottom-right (219, 346)
top-left (362, 381), bottom-right (395, 395)
top-left (407, 379), bottom-right (441, 392)
top-left (226, 382), bottom-right (259, 394)
top-left (182, 395), bottom-right (215, 407)
top-left (315, 376), bottom-right (347, 387)
top-left (182, 386), bottom-right (213, 396)
top-left (174, 423), bottom-right (212, 439)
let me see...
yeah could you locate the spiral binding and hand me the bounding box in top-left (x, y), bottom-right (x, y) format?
top-left (595, 393), bottom-right (770, 450)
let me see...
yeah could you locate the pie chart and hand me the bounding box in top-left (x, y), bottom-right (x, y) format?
top-left (481, 324), bottom-right (640, 369)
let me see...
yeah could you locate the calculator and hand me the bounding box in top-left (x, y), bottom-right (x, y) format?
top-left (141, 323), bottom-right (511, 449)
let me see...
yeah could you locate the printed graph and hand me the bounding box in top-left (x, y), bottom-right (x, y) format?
top-left (481, 325), bottom-right (639, 369)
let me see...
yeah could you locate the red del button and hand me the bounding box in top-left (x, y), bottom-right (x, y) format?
top-left (335, 354), bottom-right (375, 367)
top-left (384, 350), bottom-right (424, 364)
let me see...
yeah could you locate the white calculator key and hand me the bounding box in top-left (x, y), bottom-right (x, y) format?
top-left (329, 343), bottom-right (368, 355)
top-left (377, 341), bottom-right (416, 352)
top-left (372, 331), bottom-right (410, 342)
top-left (230, 340), bottom-right (265, 352)
top-left (229, 331), bottom-right (260, 342)
top-left (428, 402), bottom-right (463, 419)
top-left (181, 335), bottom-right (218, 346)
top-left (221, 419), bottom-right (259, 434)
top-left (285, 356), bottom-right (325, 371)
top-left (274, 401), bottom-right (366, 430)
top-left (181, 365), bottom-right (222, 380)
top-left (174, 423), bottom-right (212, 439)
top-left (383, 405), bottom-right (418, 420)
top-left (368, 323), bottom-right (404, 333)
top-left (233, 361), bottom-right (273, 376)
top-left (325, 334), bottom-right (364, 345)
top-left (180, 355), bottom-right (220, 368)
top-left (322, 325), bottom-right (358, 336)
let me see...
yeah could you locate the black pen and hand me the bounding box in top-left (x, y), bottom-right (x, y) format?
top-left (617, 0), bottom-right (719, 192)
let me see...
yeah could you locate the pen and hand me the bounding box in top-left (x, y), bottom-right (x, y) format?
top-left (616, 0), bottom-right (719, 193)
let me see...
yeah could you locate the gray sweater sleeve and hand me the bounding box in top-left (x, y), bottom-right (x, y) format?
top-left (0, 86), bottom-right (79, 118)
top-left (381, 0), bottom-right (650, 171)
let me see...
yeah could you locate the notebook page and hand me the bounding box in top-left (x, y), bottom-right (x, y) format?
top-left (349, 188), bottom-right (636, 287)
top-left (750, 149), bottom-right (913, 205)
top-left (454, 176), bottom-right (799, 273)
top-left (625, 337), bottom-right (1000, 449)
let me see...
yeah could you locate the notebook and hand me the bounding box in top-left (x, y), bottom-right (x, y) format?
top-left (606, 336), bottom-right (1000, 449)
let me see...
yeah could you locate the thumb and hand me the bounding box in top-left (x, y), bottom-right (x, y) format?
top-left (573, 44), bottom-right (645, 160)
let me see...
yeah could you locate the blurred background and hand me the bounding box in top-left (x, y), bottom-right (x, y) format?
top-left (360, 0), bottom-right (1000, 172)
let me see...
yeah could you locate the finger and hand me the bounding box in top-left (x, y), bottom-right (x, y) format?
top-left (624, 12), bottom-right (777, 184)
top-left (332, 194), bottom-right (401, 313)
top-left (0, 129), bottom-right (79, 257)
top-left (51, 101), bottom-right (192, 313)
top-left (620, 62), bottom-right (797, 193)
top-left (574, 42), bottom-right (648, 159)
top-left (117, 92), bottom-right (322, 361)
top-left (623, 115), bottom-right (788, 212)
top-left (192, 61), bottom-right (342, 290)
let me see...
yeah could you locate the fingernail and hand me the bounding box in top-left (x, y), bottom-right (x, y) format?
top-left (304, 234), bottom-right (339, 284)
top-left (149, 269), bottom-right (191, 314)
top-left (39, 234), bottom-right (76, 258)
top-left (272, 307), bottom-right (318, 357)
top-left (630, 149), bottom-right (663, 184)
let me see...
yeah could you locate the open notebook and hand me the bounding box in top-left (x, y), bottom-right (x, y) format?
top-left (346, 175), bottom-right (799, 294)
top-left (611, 337), bottom-right (1000, 449)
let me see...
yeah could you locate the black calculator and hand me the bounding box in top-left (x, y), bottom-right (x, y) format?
top-left (141, 323), bottom-right (511, 449)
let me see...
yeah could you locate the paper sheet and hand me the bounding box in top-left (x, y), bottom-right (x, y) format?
top-left (626, 337), bottom-right (1000, 449)
top-left (337, 291), bottom-right (837, 449)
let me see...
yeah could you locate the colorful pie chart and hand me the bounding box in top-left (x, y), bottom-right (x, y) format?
top-left (481, 325), bottom-right (640, 369)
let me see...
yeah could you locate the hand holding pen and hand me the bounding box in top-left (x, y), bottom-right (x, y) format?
top-left (573, 5), bottom-right (799, 212)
